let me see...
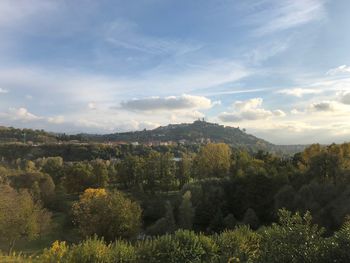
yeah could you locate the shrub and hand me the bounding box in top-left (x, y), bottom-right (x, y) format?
top-left (137, 230), bottom-right (219, 263)
top-left (216, 225), bottom-right (261, 263)
top-left (258, 209), bottom-right (328, 263)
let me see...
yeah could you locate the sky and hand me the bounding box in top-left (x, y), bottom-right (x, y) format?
top-left (0, 0), bottom-right (350, 144)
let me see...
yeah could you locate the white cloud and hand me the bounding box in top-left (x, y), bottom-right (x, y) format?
top-left (234, 98), bottom-right (263, 111)
top-left (219, 98), bottom-right (285, 122)
top-left (5, 107), bottom-right (41, 122)
top-left (278, 88), bottom-right (322, 97)
top-left (327, 65), bottom-right (350, 76)
top-left (0, 88), bottom-right (8, 93)
top-left (120, 94), bottom-right (213, 111)
top-left (48, 115), bottom-right (65, 124)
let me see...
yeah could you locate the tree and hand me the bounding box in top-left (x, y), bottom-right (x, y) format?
top-left (178, 191), bottom-right (195, 230)
top-left (72, 188), bottom-right (142, 241)
top-left (217, 226), bottom-right (261, 263)
top-left (10, 171), bottom-right (55, 205)
top-left (194, 143), bottom-right (231, 178)
top-left (146, 201), bottom-right (176, 236)
top-left (259, 209), bottom-right (328, 263)
top-left (0, 184), bottom-right (51, 254)
top-left (91, 159), bottom-right (109, 188)
top-left (243, 208), bottom-right (260, 230)
top-left (64, 162), bottom-right (94, 193)
top-left (223, 213), bottom-right (237, 230)
top-left (41, 156), bottom-right (64, 182)
top-left (117, 155), bottom-right (144, 189)
top-left (176, 153), bottom-right (193, 187)
top-left (331, 216), bottom-right (350, 261)
top-left (143, 151), bottom-right (176, 193)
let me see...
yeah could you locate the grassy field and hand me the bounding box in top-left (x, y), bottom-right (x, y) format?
top-left (0, 212), bottom-right (80, 257)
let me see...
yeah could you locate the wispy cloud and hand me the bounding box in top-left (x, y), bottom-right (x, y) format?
top-left (248, 0), bottom-right (326, 36)
top-left (327, 65), bottom-right (350, 76)
top-left (105, 19), bottom-right (202, 56)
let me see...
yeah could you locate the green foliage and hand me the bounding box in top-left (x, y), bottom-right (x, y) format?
top-left (243, 208), bottom-right (260, 230)
top-left (194, 143), bottom-right (231, 179)
top-left (40, 237), bottom-right (136, 263)
top-left (137, 230), bottom-right (219, 263)
top-left (72, 189), bottom-right (142, 241)
top-left (142, 151), bottom-right (177, 193)
top-left (223, 213), bottom-right (237, 230)
top-left (146, 201), bottom-right (176, 236)
top-left (178, 191), bottom-right (195, 230)
top-left (41, 157), bottom-right (64, 182)
top-left (216, 225), bottom-right (261, 263)
top-left (0, 184), bottom-right (51, 254)
top-left (176, 153), bottom-right (193, 187)
top-left (330, 216), bottom-right (350, 262)
top-left (10, 171), bottom-right (55, 205)
top-left (117, 155), bottom-right (144, 189)
top-left (40, 240), bottom-right (69, 262)
top-left (258, 209), bottom-right (328, 263)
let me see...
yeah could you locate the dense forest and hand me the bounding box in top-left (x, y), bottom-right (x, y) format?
top-left (1, 139), bottom-right (350, 262)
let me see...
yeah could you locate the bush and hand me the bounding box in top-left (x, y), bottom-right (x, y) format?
top-left (329, 216), bottom-right (350, 262)
top-left (137, 230), bottom-right (219, 263)
top-left (258, 209), bottom-right (328, 263)
top-left (216, 226), bottom-right (261, 263)
top-left (40, 240), bottom-right (69, 262)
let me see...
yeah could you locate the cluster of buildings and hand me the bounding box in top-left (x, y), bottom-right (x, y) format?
top-left (107, 138), bottom-right (212, 147)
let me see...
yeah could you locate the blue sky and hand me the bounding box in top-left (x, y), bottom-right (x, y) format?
top-left (0, 0), bottom-right (350, 144)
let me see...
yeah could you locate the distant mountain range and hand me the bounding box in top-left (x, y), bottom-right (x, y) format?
top-left (0, 121), bottom-right (307, 155)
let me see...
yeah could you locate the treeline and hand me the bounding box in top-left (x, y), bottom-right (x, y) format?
top-left (1, 142), bottom-right (350, 260)
top-left (0, 142), bottom-right (199, 161)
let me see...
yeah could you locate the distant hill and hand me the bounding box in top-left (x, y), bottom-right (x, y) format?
top-left (0, 121), bottom-right (307, 154)
top-left (0, 126), bottom-right (58, 144)
top-left (82, 120), bottom-right (306, 154)
top-left (83, 120), bottom-right (267, 145)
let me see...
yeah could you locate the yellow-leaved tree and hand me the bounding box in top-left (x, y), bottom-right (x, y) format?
top-left (72, 188), bottom-right (142, 241)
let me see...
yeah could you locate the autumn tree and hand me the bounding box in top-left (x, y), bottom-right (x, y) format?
top-left (194, 143), bottom-right (231, 178)
top-left (72, 188), bottom-right (142, 241)
top-left (0, 184), bottom-right (51, 254)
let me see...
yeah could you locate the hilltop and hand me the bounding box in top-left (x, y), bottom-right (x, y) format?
top-left (82, 120), bottom-right (305, 154)
top-left (87, 120), bottom-right (267, 146)
top-left (0, 121), bottom-right (306, 154)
